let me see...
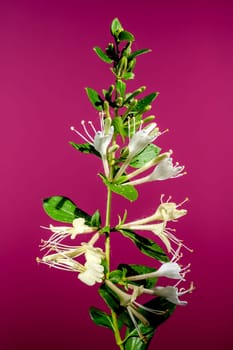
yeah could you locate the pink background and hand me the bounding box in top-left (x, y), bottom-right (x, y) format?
top-left (1, 0), bottom-right (232, 349)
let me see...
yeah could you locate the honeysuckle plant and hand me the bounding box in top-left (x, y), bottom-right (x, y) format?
top-left (37, 18), bottom-right (194, 350)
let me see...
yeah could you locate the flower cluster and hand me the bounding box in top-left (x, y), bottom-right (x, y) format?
top-left (105, 252), bottom-right (194, 340)
top-left (38, 18), bottom-right (194, 349)
top-left (118, 194), bottom-right (191, 257)
top-left (37, 221), bottom-right (105, 286)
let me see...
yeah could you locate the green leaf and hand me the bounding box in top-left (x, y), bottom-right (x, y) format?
top-left (109, 183), bottom-right (138, 201)
top-left (43, 196), bottom-right (91, 223)
top-left (132, 92), bottom-right (159, 113)
top-left (90, 210), bottom-right (101, 228)
top-left (119, 229), bottom-right (169, 262)
top-left (69, 142), bottom-right (101, 157)
top-left (99, 283), bottom-right (122, 313)
top-left (117, 264), bottom-right (157, 289)
top-left (93, 46), bottom-right (113, 63)
top-left (116, 79), bottom-right (126, 98)
top-left (124, 89), bottom-right (145, 106)
top-left (130, 144), bottom-right (161, 168)
top-left (111, 18), bottom-right (123, 37)
top-left (100, 174), bottom-right (138, 201)
top-left (89, 307), bottom-right (114, 330)
top-left (122, 72), bottom-right (135, 80)
top-left (128, 49), bottom-right (152, 60)
top-left (109, 269), bottom-right (124, 283)
top-left (85, 87), bottom-right (103, 111)
top-left (118, 30), bottom-right (135, 42)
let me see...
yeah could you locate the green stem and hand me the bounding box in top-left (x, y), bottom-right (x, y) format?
top-left (111, 310), bottom-right (124, 350)
top-left (104, 149), bottom-right (124, 349)
top-left (105, 186), bottom-right (112, 277)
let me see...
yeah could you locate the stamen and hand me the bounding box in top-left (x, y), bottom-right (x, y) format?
top-left (70, 125), bottom-right (91, 144)
top-left (133, 116), bottom-right (136, 135)
top-left (160, 193), bottom-right (165, 203)
top-left (171, 244), bottom-right (183, 262)
top-left (179, 281), bottom-right (195, 296)
top-left (134, 301), bottom-right (166, 315)
top-left (128, 117), bottom-right (131, 140)
top-left (81, 120), bottom-right (94, 142)
top-left (88, 121), bottom-right (97, 134)
top-left (39, 231), bottom-right (70, 250)
top-left (160, 194), bottom-right (172, 203)
top-left (158, 128), bottom-right (169, 137)
top-left (99, 111), bottom-right (105, 130)
top-left (177, 197), bottom-right (189, 207)
top-left (139, 120), bottom-right (143, 130)
top-left (127, 307), bottom-right (145, 341)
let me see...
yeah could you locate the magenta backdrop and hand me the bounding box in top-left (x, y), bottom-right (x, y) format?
top-left (1, 0), bottom-right (232, 349)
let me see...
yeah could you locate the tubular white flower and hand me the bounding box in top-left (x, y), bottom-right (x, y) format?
top-left (153, 199), bottom-right (188, 221)
top-left (40, 218), bottom-right (97, 250)
top-left (126, 261), bottom-right (189, 282)
top-left (70, 112), bottom-right (114, 177)
top-left (37, 248), bottom-right (86, 273)
top-left (148, 157), bottom-right (185, 180)
top-left (127, 157), bottom-right (186, 186)
top-left (124, 152), bottom-right (170, 182)
top-left (128, 122), bottom-right (160, 158)
top-left (114, 122), bottom-right (161, 181)
top-left (93, 117), bottom-right (114, 158)
top-left (146, 282), bottom-right (195, 305)
top-left (37, 234), bottom-right (105, 286)
top-left (121, 195), bottom-right (188, 228)
top-left (120, 218), bottom-right (192, 257)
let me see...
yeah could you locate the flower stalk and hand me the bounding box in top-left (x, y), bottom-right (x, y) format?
top-left (37, 17), bottom-right (194, 350)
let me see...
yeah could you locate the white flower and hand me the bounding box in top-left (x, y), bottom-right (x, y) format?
top-left (149, 282), bottom-right (195, 305)
top-left (121, 195), bottom-right (188, 227)
top-left (128, 122), bottom-right (160, 158)
top-left (153, 200), bottom-right (187, 221)
top-left (126, 157), bottom-right (185, 186)
top-left (120, 198), bottom-right (191, 257)
top-left (114, 122), bottom-right (161, 181)
top-left (127, 260), bottom-right (190, 282)
top-left (148, 157), bottom-right (185, 180)
top-left (40, 218), bottom-right (96, 250)
top-left (70, 112), bottom-right (114, 176)
top-left (93, 119), bottom-right (114, 158)
top-left (37, 234), bottom-right (105, 286)
top-left (152, 262), bottom-right (184, 279)
top-left (78, 248), bottom-right (105, 286)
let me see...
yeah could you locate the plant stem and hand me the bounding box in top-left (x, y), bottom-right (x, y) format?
top-left (111, 310), bottom-right (124, 350)
top-left (105, 186), bottom-right (112, 278)
top-left (104, 152), bottom-right (124, 349)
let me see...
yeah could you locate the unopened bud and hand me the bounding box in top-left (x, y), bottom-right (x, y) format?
top-left (118, 56), bottom-right (128, 78)
top-left (127, 58), bottom-right (136, 72)
top-left (115, 97), bottom-right (123, 107)
top-left (142, 115), bottom-right (156, 123)
top-left (103, 101), bottom-right (111, 119)
top-left (108, 144), bottom-right (120, 153)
